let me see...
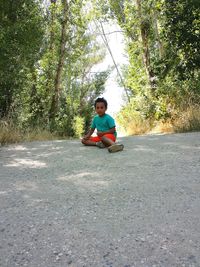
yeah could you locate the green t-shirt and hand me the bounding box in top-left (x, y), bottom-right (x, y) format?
top-left (91, 113), bottom-right (117, 136)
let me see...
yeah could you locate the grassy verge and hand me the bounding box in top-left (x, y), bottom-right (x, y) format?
top-left (0, 121), bottom-right (65, 146)
top-left (117, 106), bottom-right (200, 136)
top-left (172, 106), bottom-right (200, 133)
top-left (1, 106), bottom-right (200, 145)
top-left (0, 122), bottom-right (22, 145)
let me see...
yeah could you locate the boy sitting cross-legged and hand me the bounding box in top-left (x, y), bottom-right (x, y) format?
top-left (81, 97), bottom-right (124, 153)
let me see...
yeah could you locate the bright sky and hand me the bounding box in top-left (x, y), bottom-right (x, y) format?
top-left (92, 23), bottom-right (128, 117)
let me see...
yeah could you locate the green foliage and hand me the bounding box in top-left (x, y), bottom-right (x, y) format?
top-left (0, 0), bottom-right (45, 118)
top-left (105, 0), bottom-right (200, 129)
top-left (72, 116), bottom-right (84, 137)
top-left (1, 0), bottom-right (199, 140)
top-left (163, 0), bottom-right (200, 79)
top-left (0, 0), bottom-right (109, 139)
top-left (35, 1), bottom-right (109, 136)
top-left (116, 99), bottom-right (153, 135)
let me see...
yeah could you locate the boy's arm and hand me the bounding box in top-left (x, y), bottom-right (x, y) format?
top-left (97, 127), bottom-right (116, 137)
top-left (83, 128), bottom-right (95, 140)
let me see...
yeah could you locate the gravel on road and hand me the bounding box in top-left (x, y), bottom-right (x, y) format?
top-left (0, 132), bottom-right (200, 267)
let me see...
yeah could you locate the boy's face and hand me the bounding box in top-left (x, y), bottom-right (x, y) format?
top-left (95, 102), bottom-right (107, 116)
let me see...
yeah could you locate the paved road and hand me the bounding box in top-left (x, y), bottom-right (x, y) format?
top-left (0, 132), bottom-right (200, 267)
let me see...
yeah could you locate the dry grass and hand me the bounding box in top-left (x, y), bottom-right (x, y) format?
top-left (149, 107), bottom-right (200, 134)
top-left (0, 121), bottom-right (64, 146)
top-left (172, 106), bottom-right (200, 133)
top-left (117, 106), bottom-right (200, 136)
top-left (0, 122), bottom-right (22, 145)
top-left (1, 106), bottom-right (200, 145)
top-left (24, 129), bottom-right (59, 142)
top-left (122, 118), bottom-right (153, 136)
top-left (150, 120), bottom-right (174, 134)
top-left (150, 106), bottom-right (200, 134)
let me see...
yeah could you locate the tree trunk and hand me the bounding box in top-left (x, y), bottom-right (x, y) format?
top-left (45, 1), bottom-right (56, 107)
top-left (136, 0), bottom-right (155, 90)
top-left (49, 0), bottom-right (69, 120)
top-left (152, 9), bottom-right (163, 59)
top-left (0, 85), bottom-right (12, 119)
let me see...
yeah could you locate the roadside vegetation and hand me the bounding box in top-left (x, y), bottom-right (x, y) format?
top-left (0, 120), bottom-right (61, 145)
top-left (0, 0), bottom-right (199, 145)
top-left (105, 0), bottom-right (200, 135)
top-left (117, 105), bottom-right (200, 136)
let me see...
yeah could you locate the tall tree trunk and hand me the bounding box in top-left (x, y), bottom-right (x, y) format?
top-left (45, 1), bottom-right (56, 108)
top-left (49, 1), bottom-right (56, 51)
top-left (0, 85), bottom-right (12, 119)
top-left (152, 9), bottom-right (163, 59)
top-left (136, 0), bottom-right (155, 90)
top-left (49, 0), bottom-right (69, 120)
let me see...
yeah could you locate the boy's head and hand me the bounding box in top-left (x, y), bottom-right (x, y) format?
top-left (94, 97), bottom-right (107, 116)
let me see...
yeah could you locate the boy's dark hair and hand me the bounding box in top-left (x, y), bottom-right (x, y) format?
top-left (94, 97), bottom-right (108, 109)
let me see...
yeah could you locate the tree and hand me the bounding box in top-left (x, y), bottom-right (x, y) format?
top-left (163, 0), bottom-right (200, 80)
top-left (26, 0), bottom-right (109, 135)
top-left (94, 0), bottom-right (200, 129)
top-left (0, 0), bottom-right (44, 118)
top-left (49, 0), bottom-right (69, 120)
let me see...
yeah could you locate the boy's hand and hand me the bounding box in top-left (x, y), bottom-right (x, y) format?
top-left (97, 131), bottom-right (104, 137)
top-left (82, 128), bottom-right (94, 141)
top-left (82, 134), bottom-right (90, 140)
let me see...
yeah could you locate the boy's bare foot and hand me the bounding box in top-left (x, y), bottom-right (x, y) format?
top-left (96, 141), bottom-right (106, 148)
top-left (108, 143), bottom-right (124, 153)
